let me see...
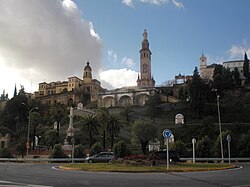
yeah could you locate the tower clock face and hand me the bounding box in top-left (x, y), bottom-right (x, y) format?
top-left (143, 64), bottom-right (148, 73)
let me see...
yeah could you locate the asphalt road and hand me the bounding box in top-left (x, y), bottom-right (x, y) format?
top-left (0, 162), bottom-right (249, 187)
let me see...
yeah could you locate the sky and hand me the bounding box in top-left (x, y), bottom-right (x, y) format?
top-left (1, 0), bottom-right (250, 97)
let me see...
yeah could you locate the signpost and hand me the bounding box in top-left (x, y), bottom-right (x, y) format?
top-left (227, 135), bottom-right (231, 164)
top-left (192, 138), bottom-right (196, 163)
top-left (162, 129), bottom-right (172, 170)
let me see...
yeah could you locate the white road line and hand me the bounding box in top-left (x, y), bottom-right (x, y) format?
top-left (0, 180), bottom-right (52, 187)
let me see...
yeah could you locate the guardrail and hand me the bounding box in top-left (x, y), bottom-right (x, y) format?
top-left (180, 158), bottom-right (250, 162)
top-left (0, 157), bottom-right (250, 163)
top-left (0, 158), bottom-right (86, 162)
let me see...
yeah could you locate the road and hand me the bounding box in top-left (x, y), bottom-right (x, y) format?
top-left (0, 163), bottom-right (249, 187)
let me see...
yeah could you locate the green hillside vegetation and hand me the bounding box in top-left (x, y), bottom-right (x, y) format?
top-left (1, 63), bottom-right (250, 158)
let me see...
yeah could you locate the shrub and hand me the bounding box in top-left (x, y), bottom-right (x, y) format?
top-left (74, 144), bottom-right (86, 158)
top-left (0, 147), bottom-right (12, 158)
top-left (90, 142), bottom-right (102, 155)
top-left (50, 144), bottom-right (67, 158)
top-left (113, 140), bottom-right (131, 158)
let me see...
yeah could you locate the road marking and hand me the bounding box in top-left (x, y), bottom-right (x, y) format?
top-left (0, 180), bottom-right (52, 187)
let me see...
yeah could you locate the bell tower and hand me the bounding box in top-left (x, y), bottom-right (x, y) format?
top-left (137, 29), bottom-right (155, 88)
top-left (200, 53), bottom-right (207, 78)
top-left (83, 61), bottom-right (92, 83)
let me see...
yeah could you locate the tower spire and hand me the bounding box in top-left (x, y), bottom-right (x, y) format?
top-left (13, 83), bottom-right (17, 97)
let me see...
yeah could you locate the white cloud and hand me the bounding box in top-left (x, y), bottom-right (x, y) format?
top-left (227, 45), bottom-right (250, 59)
top-left (108, 49), bottom-right (118, 64)
top-left (122, 0), bottom-right (134, 8)
top-left (100, 69), bottom-right (138, 89)
top-left (0, 0), bottom-right (102, 96)
top-left (121, 57), bottom-right (135, 68)
top-left (122, 0), bottom-right (184, 8)
top-left (171, 0), bottom-right (184, 9)
top-left (206, 54), bottom-right (225, 65)
top-left (140, 0), bottom-right (167, 5)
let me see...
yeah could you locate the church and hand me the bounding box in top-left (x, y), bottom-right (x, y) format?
top-left (34, 61), bottom-right (105, 107)
top-left (97, 30), bottom-right (161, 107)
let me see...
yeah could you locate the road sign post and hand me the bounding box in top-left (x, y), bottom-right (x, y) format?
top-left (163, 129), bottom-right (172, 170)
top-left (227, 135), bottom-right (231, 164)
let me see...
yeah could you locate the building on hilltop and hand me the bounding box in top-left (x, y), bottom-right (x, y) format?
top-left (98, 30), bottom-right (157, 107)
top-left (199, 53), bottom-right (216, 81)
top-left (34, 61), bottom-right (105, 107)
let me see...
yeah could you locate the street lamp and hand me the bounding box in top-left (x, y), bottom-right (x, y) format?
top-left (22, 103), bottom-right (38, 157)
top-left (216, 93), bottom-right (224, 162)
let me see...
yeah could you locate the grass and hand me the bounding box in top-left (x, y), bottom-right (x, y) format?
top-left (60, 162), bottom-right (235, 172)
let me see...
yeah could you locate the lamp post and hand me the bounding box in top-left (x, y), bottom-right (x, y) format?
top-left (22, 103), bottom-right (38, 157)
top-left (216, 94), bottom-right (224, 162)
top-left (192, 138), bottom-right (196, 163)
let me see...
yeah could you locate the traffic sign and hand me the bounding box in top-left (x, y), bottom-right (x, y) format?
top-left (163, 129), bottom-right (172, 139)
top-left (26, 142), bottom-right (30, 149)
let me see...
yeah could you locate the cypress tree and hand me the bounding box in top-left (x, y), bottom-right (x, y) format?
top-left (243, 52), bottom-right (249, 83)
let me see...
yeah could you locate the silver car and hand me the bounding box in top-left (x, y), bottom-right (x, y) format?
top-left (86, 152), bottom-right (115, 163)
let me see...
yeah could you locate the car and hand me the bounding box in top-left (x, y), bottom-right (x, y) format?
top-left (85, 152), bottom-right (115, 163)
top-left (150, 150), bottom-right (180, 162)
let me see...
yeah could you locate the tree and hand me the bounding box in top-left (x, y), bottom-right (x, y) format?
top-left (0, 147), bottom-right (12, 158)
top-left (145, 94), bottom-right (162, 122)
top-left (213, 65), bottom-right (233, 93)
top-left (171, 140), bottom-right (188, 158)
top-left (96, 108), bottom-right (109, 149)
top-left (196, 135), bottom-right (212, 158)
top-left (44, 129), bottom-right (59, 150)
top-left (90, 142), bottom-right (102, 155)
top-left (232, 67), bottom-right (241, 86)
top-left (106, 114), bottom-right (121, 150)
top-left (132, 120), bottom-right (157, 154)
top-left (81, 115), bottom-right (101, 148)
top-left (113, 140), bottom-right (131, 158)
top-left (50, 144), bottom-right (67, 158)
top-left (161, 79), bottom-right (175, 87)
top-left (120, 105), bottom-right (134, 126)
top-left (1, 93), bottom-right (28, 135)
top-left (243, 52), bottom-right (250, 83)
top-left (74, 144), bottom-right (86, 158)
top-left (189, 67), bottom-right (206, 117)
top-left (49, 102), bottom-right (66, 140)
top-left (30, 112), bottom-right (41, 150)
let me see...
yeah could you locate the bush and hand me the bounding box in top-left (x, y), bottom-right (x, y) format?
top-left (74, 144), bottom-right (86, 158)
top-left (50, 144), bottom-right (67, 158)
top-left (15, 142), bottom-right (26, 158)
top-left (0, 147), bottom-right (12, 158)
top-left (90, 142), bottom-right (102, 155)
top-left (113, 140), bottom-right (131, 158)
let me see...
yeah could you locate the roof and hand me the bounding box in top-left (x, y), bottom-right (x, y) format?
top-left (222, 60), bottom-right (243, 64)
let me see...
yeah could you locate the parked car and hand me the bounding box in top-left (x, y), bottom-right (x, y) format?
top-left (150, 150), bottom-right (180, 162)
top-left (85, 152), bottom-right (115, 163)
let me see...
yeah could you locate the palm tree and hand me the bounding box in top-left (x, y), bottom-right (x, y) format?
top-left (81, 115), bottom-right (101, 148)
top-left (49, 102), bottom-right (66, 140)
top-left (96, 108), bottom-right (110, 149)
top-left (106, 114), bottom-right (121, 150)
top-left (30, 112), bottom-right (41, 150)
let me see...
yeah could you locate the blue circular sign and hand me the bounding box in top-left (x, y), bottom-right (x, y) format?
top-left (227, 135), bottom-right (231, 143)
top-left (163, 129), bottom-right (172, 139)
